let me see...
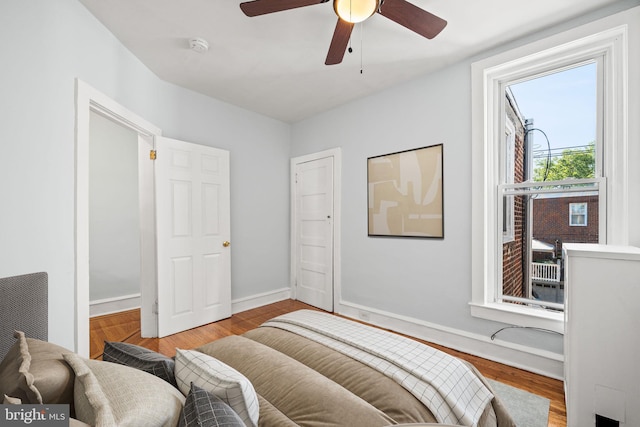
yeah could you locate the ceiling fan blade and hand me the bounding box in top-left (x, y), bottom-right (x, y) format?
top-left (240, 0), bottom-right (328, 17)
top-left (325, 18), bottom-right (354, 65)
top-left (378, 0), bottom-right (447, 39)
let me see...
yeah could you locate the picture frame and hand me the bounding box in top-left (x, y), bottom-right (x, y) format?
top-left (367, 144), bottom-right (444, 238)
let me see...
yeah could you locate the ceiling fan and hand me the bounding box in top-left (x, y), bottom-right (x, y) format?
top-left (239, 0), bottom-right (447, 65)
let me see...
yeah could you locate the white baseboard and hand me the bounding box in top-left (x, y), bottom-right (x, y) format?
top-left (91, 288), bottom-right (291, 321)
top-left (90, 294), bottom-right (141, 317)
top-left (232, 287), bottom-right (291, 314)
top-left (336, 300), bottom-right (564, 380)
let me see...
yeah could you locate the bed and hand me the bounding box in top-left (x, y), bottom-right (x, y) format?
top-left (194, 309), bottom-right (515, 427)
top-left (0, 309), bottom-right (516, 427)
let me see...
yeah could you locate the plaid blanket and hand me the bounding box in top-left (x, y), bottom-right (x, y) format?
top-left (262, 310), bottom-right (493, 426)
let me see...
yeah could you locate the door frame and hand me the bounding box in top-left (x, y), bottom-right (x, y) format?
top-left (75, 79), bottom-right (161, 356)
top-left (290, 148), bottom-right (342, 311)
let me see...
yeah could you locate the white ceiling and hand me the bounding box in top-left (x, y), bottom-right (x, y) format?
top-left (78, 0), bottom-right (620, 123)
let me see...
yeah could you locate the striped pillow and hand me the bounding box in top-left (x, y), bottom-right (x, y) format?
top-left (179, 383), bottom-right (245, 427)
top-left (174, 349), bottom-right (259, 427)
top-left (102, 342), bottom-right (176, 387)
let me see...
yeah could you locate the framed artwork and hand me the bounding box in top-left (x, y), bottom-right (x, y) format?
top-left (367, 144), bottom-right (444, 238)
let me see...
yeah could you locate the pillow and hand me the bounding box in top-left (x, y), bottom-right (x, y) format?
top-left (102, 341), bottom-right (177, 387)
top-left (24, 336), bottom-right (75, 405)
top-left (63, 353), bottom-right (185, 427)
top-left (3, 394), bottom-right (21, 404)
top-left (0, 331), bottom-right (75, 406)
top-left (179, 383), bottom-right (245, 427)
top-left (175, 349), bottom-right (259, 427)
top-left (69, 419), bottom-right (93, 427)
top-left (0, 331), bottom-right (42, 403)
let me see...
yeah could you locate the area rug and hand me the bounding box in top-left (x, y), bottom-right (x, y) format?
top-left (488, 379), bottom-right (550, 427)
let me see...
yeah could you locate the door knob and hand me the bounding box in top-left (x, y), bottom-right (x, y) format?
top-left (223, 241), bottom-right (230, 247)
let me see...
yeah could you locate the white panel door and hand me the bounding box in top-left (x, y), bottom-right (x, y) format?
top-left (155, 137), bottom-right (231, 337)
top-left (295, 157), bottom-right (334, 311)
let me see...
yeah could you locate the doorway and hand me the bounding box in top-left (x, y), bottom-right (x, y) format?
top-left (75, 80), bottom-right (160, 356)
top-left (290, 148), bottom-right (341, 312)
top-left (76, 80), bottom-right (232, 355)
top-left (88, 111), bottom-right (142, 317)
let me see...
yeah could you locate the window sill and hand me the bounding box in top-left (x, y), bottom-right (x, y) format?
top-left (469, 302), bottom-right (564, 334)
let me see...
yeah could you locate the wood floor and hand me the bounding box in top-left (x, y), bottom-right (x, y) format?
top-left (90, 299), bottom-right (566, 427)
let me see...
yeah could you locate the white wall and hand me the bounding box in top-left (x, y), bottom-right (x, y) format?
top-left (89, 111), bottom-right (140, 302)
top-left (291, 2), bottom-right (640, 373)
top-left (0, 0), bottom-right (291, 351)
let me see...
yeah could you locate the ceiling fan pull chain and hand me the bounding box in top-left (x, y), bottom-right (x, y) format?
top-left (360, 21), bottom-right (364, 74)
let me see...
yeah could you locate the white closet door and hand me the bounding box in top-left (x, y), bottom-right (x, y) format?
top-left (294, 156), bottom-right (334, 312)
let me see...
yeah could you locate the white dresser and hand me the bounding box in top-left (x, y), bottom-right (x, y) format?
top-left (563, 243), bottom-right (640, 427)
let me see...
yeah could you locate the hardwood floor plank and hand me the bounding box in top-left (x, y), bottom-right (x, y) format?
top-left (90, 299), bottom-right (565, 426)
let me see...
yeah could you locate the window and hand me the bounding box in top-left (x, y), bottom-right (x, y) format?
top-left (499, 63), bottom-right (601, 309)
top-left (569, 203), bottom-right (588, 226)
top-left (471, 24), bottom-right (628, 331)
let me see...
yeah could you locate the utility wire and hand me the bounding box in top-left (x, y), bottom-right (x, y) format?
top-left (525, 127), bottom-right (552, 181)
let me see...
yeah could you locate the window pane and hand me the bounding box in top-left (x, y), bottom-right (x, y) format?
top-left (571, 203), bottom-right (585, 215)
top-left (508, 63), bottom-right (597, 183)
top-left (501, 187), bottom-right (599, 307)
top-left (569, 202), bottom-right (588, 226)
top-left (502, 194), bottom-right (527, 299)
top-left (531, 192), bottom-right (598, 305)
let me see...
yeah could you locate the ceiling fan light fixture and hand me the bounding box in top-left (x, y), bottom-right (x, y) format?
top-left (333, 0), bottom-right (379, 23)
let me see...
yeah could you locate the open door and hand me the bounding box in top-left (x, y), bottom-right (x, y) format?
top-left (154, 137), bottom-right (231, 337)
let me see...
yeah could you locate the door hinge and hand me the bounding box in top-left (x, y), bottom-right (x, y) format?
top-left (150, 150), bottom-right (157, 160)
top-left (153, 300), bottom-right (158, 314)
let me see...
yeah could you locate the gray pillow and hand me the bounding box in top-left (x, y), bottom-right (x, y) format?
top-left (179, 383), bottom-right (245, 427)
top-left (102, 341), bottom-right (176, 387)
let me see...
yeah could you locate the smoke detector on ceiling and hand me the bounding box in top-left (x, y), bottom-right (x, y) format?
top-left (189, 37), bottom-right (209, 53)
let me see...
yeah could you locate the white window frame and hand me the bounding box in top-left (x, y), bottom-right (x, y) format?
top-left (470, 23), bottom-right (628, 332)
top-left (502, 117), bottom-right (516, 243)
top-left (569, 202), bottom-right (588, 226)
